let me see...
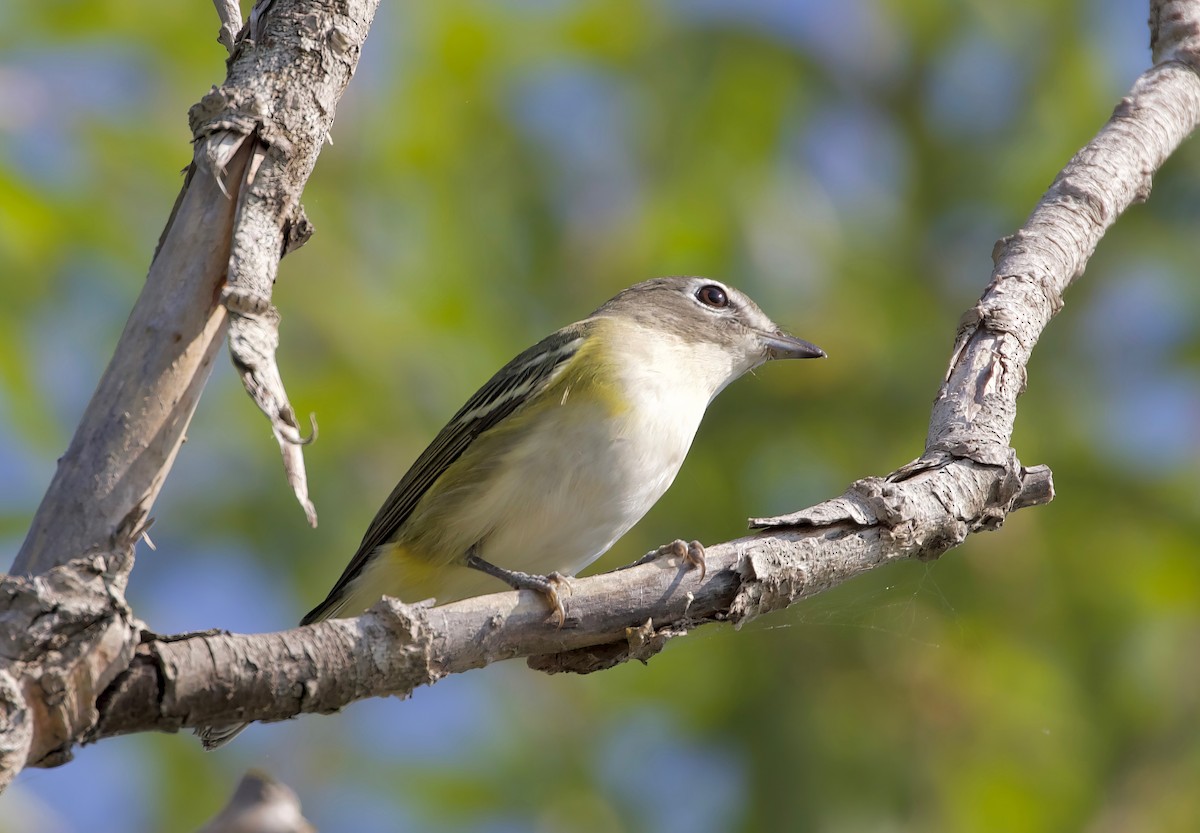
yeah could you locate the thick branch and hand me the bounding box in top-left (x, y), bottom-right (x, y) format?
top-left (84, 0), bottom-right (1195, 742)
top-left (90, 462), bottom-right (1049, 739)
top-left (6, 0), bottom-right (1199, 783)
top-left (12, 152), bottom-right (244, 577)
top-left (12, 0), bottom-right (378, 574)
top-left (930, 39), bottom-right (1200, 466)
top-left (1, 0), bottom-right (379, 788)
top-left (200, 0), bottom-right (372, 527)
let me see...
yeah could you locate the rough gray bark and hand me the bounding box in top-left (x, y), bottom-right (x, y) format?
top-left (1, 0), bottom-right (1197, 796)
top-left (76, 0), bottom-right (1200, 741)
top-left (0, 0), bottom-right (378, 788)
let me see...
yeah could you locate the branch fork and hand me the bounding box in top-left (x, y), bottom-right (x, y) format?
top-left (4, 0), bottom-right (1200, 796)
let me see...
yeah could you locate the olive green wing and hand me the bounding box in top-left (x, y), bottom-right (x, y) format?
top-left (301, 323), bottom-right (586, 624)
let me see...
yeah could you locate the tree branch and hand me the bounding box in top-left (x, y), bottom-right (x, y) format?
top-left (0, 0), bottom-right (378, 789)
top-left (212, 0), bottom-right (244, 56)
top-left (3, 0), bottom-right (1198, 792)
top-left (90, 465), bottom-right (1054, 740)
top-left (14, 0), bottom-right (372, 575)
top-left (88, 0), bottom-right (1200, 742)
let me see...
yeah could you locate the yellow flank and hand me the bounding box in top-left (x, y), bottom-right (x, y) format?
top-left (545, 317), bottom-right (628, 416)
top-left (322, 542), bottom-right (482, 617)
top-left (314, 314), bottom-right (754, 619)
top-left (325, 323), bottom-right (635, 615)
top-left (197, 277), bottom-right (824, 748)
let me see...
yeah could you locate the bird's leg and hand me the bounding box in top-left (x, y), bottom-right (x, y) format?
top-left (624, 539), bottom-right (707, 581)
top-left (465, 551), bottom-right (571, 625)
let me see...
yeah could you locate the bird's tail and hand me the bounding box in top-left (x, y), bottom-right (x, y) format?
top-left (196, 545), bottom-right (446, 750)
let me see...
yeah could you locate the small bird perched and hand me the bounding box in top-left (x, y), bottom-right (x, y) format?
top-left (197, 277), bottom-right (822, 749)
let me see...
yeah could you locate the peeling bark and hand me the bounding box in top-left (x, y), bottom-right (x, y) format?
top-left (1, 0), bottom-right (379, 791)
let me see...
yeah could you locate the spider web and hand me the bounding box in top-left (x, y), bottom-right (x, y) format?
top-left (754, 563), bottom-right (964, 649)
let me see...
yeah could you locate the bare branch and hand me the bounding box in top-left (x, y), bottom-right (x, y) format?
top-left (89, 458), bottom-right (1053, 739)
top-left (1, 0), bottom-right (378, 787)
top-left (89, 470), bottom-right (1052, 739)
top-left (12, 145), bottom-right (247, 577)
top-left (197, 0), bottom-right (367, 527)
top-left (14, 0), bottom-right (378, 573)
top-left (213, 0), bottom-right (243, 55)
top-left (85, 0), bottom-right (1193, 744)
top-left (1, 553), bottom-right (141, 786)
top-left (928, 35), bottom-right (1200, 470)
top-left (5, 0), bottom-right (1199, 788)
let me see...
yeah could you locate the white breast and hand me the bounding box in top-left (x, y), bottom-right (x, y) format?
top-left (477, 323), bottom-right (734, 578)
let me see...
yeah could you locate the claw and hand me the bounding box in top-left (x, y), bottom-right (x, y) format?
top-left (465, 552), bottom-right (572, 626)
top-left (504, 569), bottom-right (569, 626)
top-left (543, 572), bottom-right (573, 627)
top-left (541, 583), bottom-right (565, 627)
top-left (680, 539), bottom-right (706, 582)
top-left (627, 539), bottom-right (707, 582)
top-left (548, 571), bottom-right (573, 596)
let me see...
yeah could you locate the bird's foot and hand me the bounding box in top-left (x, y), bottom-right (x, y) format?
top-left (627, 538), bottom-right (706, 582)
top-left (465, 553), bottom-right (572, 625)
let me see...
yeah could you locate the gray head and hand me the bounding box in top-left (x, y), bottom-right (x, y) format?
top-left (593, 277), bottom-right (825, 370)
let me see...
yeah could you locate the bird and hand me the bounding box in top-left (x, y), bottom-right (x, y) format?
top-left (197, 276), bottom-right (823, 749)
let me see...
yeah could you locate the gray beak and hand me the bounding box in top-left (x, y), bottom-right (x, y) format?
top-left (760, 329), bottom-right (826, 360)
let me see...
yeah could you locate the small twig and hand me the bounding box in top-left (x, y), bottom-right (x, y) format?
top-left (213, 0), bottom-right (243, 56)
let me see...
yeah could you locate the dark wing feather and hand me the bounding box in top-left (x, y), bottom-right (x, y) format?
top-left (301, 323), bottom-right (586, 624)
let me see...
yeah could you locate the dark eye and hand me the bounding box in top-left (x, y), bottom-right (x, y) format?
top-left (696, 284), bottom-right (729, 308)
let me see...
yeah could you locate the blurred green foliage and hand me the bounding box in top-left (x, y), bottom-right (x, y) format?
top-left (2, 1), bottom-right (1199, 831)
